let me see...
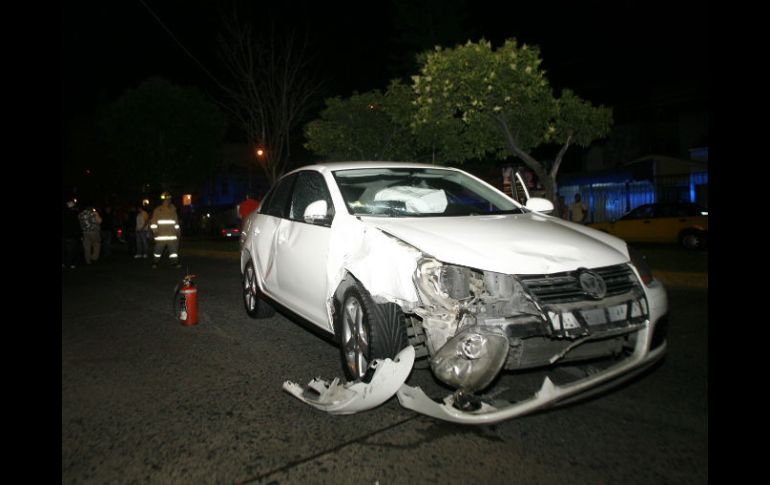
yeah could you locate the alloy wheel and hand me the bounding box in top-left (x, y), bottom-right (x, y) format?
top-left (342, 296), bottom-right (369, 379)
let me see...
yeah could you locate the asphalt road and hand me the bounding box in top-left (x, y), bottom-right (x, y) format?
top-left (62, 249), bottom-right (707, 484)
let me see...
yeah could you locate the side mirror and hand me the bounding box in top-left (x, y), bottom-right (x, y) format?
top-left (525, 197), bottom-right (554, 214)
top-left (303, 200), bottom-right (331, 225)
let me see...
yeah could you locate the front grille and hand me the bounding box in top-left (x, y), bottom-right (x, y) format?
top-left (519, 264), bottom-right (639, 304)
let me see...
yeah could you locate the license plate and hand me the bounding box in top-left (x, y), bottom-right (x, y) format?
top-left (581, 308), bottom-right (607, 326)
top-left (607, 304), bottom-right (628, 322)
top-left (548, 311), bottom-right (581, 330)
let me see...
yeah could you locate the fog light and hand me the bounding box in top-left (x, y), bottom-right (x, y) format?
top-left (430, 327), bottom-right (508, 392)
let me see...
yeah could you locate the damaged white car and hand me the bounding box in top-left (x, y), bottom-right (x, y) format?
top-left (240, 162), bottom-right (668, 424)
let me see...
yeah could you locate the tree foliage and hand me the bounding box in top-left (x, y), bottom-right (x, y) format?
top-left (304, 81), bottom-right (420, 161)
top-left (97, 77), bottom-right (226, 196)
top-left (304, 80), bottom-right (466, 163)
top-left (302, 39), bottom-right (612, 201)
top-left (411, 39), bottom-right (613, 201)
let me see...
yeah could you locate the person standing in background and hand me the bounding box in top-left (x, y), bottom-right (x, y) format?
top-left (149, 192), bottom-right (181, 268)
top-left (135, 203), bottom-right (150, 259)
top-left (237, 193), bottom-right (259, 221)
top-left (78, 202), bottom-right (102, 264)
top-left (569, 193), bottom-right (588, 224)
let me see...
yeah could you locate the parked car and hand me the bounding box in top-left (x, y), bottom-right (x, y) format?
top-left (240, 162), bottom-right (668, 424)
top-left (219, 225), bottom-right (241, 239)
top-left (589, 202), bottom-right (708, 249)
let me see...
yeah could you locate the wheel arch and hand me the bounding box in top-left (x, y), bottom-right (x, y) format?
top-left (330, 269), bottom-right (410, 380)
top-left (330, 271), bottom-right (369, 323)
top-left (240, 248), bottom-right (252, 274)
top-left (328, 269), bottom-right (413, 334)
top-left (678, 227), bottom-right (708, 249)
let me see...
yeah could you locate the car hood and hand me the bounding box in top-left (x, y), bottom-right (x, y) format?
top-left (360, 213), bottom-right (629, 275)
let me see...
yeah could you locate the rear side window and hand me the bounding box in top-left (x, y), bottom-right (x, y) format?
top-left (653, 205), bottom-right (674, 218)
top-left (678, 204), bottom-right (700, 217)
top-left (261, 174), bottom-right (297, 219)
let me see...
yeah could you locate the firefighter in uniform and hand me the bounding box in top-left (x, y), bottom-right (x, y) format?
top-left (149, 192), bottom-right (181, 268)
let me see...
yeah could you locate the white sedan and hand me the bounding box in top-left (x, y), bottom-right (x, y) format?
top-left (240, 162), bottom-right (668, 424)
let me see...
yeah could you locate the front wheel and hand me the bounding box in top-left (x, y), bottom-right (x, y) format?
top-left (679, 230), bottom-right (707, 250)
top-left (335, 282), bottom-right (408, 381)
top-left (243, 260), bottom-right (275, 318)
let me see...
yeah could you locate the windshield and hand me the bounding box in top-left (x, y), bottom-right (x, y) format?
top-left (332, 167), bottom-right (524, 217)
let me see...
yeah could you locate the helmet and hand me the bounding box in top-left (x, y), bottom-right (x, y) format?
top-left (160, 191), bottom-right (172, 200)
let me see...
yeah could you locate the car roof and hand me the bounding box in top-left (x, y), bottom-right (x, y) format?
top-left (289, 161), bottom-right (455, 174)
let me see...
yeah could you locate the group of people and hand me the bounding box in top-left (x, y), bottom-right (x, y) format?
top-left (62, 191), bottom-right (183, 270)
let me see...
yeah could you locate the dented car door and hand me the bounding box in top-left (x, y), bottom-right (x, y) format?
top-left (273, 171), bottom-right (335, 327)
top-left (252, 173), bottom-right (297, 294)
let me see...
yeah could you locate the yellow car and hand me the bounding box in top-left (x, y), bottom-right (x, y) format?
top-left (589, 202), bottom-right (708, 249)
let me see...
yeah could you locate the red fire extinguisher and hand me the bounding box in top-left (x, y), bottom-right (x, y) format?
top-left (174, 274), bottom-right (198, 326)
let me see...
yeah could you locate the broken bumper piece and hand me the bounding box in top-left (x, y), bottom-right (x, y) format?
top-left (283, 345), bottom-right (415, 415)
top-left (396, 342), bottom-right (666, 424)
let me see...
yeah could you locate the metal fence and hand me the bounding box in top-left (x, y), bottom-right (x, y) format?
top-left (558, 171), bottom-right (707, 223)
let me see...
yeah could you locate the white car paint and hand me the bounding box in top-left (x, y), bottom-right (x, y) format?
top-left (363, 213), bottom-right (629, 276)
top-left (240, 161), bottom-right (668, 423)
top-left (283, 345), bottom-right (415, 414)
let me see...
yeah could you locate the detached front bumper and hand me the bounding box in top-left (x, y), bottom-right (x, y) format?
top-left (283, 346), bottom-right (415, 414)
top-left (396, 325), bottom-right (666, 425)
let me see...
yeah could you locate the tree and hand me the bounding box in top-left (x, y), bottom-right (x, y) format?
top-left (217, 13), bottom-right (320, 184)
top-left (97, 77), bottom-right (226, 197)
top-left (304, 79), bottom-right (465, 164)
top-left (411, 39), bottom-right (613, 201)
top-left (304, 80), bottom-right (420, 161)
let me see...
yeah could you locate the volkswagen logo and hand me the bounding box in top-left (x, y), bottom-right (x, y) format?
top-left (578, 270), bottom-right (607, 299)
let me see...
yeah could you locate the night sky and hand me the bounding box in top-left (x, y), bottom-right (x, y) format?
top-left (61, 0), bottom-right (707, 198)
top-left (62, 0), bottom-right (707, 119)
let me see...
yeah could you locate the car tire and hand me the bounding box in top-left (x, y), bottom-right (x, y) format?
top-left (335, 282), bottom-right (408, 381)
top-left (679, 230), bottom-right (707, 250)
top-left (243, 260), bottom-right (275, 319)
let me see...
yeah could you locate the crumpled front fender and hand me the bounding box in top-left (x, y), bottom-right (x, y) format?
top-left (283, 345), bottom-right (415, 415)
top-left (396, 340), bottom-right (666, 424)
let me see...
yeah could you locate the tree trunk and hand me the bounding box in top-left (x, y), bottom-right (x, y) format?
top-left (496, 116), bottom-right (558, 202)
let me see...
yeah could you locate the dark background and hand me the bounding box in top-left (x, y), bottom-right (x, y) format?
top-left (62, 0), bottom-right (707, 113)
top-left (61, 0), bottom-right (707, 189)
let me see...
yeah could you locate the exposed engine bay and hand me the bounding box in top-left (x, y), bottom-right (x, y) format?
top-left (409, 257), bottom-right (649, 394)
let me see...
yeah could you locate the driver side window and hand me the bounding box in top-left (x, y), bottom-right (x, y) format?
top-left (289, 171), bottom-right (334, 226)
top-left (261, 174), bottom-right (297, 219)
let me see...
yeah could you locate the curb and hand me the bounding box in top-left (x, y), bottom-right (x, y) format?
top-left (183, 249), bottom-right (707, 289)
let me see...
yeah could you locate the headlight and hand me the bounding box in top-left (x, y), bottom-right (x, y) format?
top-left (629, 246), bottom-right (654, 286)
top-left (430, 327), bottom-right (509, 392)
top-left (414, 258), bottom-right (473, 310)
